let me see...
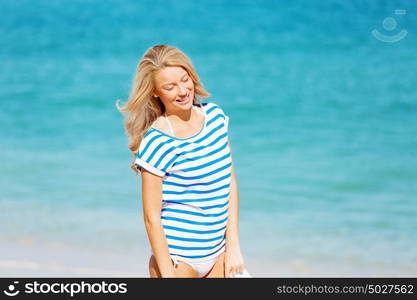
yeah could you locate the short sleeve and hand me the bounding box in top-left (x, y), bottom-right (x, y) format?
top-left (134, 131), bottom-right (178, 177)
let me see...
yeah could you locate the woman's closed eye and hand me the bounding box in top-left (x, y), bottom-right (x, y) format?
top-left (163, 77), bottom-right (188, 90)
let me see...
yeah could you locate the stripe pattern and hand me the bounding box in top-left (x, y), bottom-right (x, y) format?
top-left (134, 102), bottom-right (232, 260)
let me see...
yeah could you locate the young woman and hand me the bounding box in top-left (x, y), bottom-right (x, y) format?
top-left (117, 45), bottom-right (249, 278)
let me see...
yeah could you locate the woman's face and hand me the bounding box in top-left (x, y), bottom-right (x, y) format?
top-left (153, 66), bottom-right (195, 111)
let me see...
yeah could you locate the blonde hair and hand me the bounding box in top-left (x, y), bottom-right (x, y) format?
top-left (116, 45), bottom-right (210, 175)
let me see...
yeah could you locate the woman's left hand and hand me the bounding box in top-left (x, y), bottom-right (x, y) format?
top-left (224, 245), bottom-right (245, 278)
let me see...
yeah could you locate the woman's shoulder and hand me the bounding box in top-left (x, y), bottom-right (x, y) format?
top-left (204, 101), bottom-right (227, 116)
top-left (205, 101), bottom-right (228, 117)
top-left (151, 115), bottom-right (169, 133)
top-left (139, 127), bottom-right (175, 156)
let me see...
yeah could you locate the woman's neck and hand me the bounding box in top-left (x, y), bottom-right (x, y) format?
top-left (165, 104), bottom-right (196, 122)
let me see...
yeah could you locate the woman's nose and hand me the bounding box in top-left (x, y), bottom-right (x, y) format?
top-left (178, 84), bottom-right (187, 95)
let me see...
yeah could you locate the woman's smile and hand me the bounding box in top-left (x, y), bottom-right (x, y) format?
top-left (176, 95), bottom-right (190, 104)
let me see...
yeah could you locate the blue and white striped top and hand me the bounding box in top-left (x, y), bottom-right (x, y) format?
top-left (134, 102), bottom-right (231, 261)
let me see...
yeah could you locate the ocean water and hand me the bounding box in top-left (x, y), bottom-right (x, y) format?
top-left (1, 0), bottom-right (416, 276)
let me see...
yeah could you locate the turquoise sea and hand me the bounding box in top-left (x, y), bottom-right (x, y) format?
top-left (1, 0), bottom-right (416, 276)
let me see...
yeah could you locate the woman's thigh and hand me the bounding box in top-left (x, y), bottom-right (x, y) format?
top-left (148, 255), bottom-right (199, 278)
top-left (203, 252), bottom-right (225, 278)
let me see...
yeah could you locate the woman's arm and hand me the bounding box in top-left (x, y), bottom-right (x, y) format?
top-left (225, 163), bottom-right (241, 249)
top-left (224, 143), bottom-right (245, 277)
top-left (141, 169), bottom-right (176, 277)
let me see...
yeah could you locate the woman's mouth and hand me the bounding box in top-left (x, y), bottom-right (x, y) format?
top-left (176, 96), bottom-right (189, 104)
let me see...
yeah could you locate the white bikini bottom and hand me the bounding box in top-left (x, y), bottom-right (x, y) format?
top-left (171, 255), bottom-right (220, 278)
top-left (170, 250), bottom-right (251, 278)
